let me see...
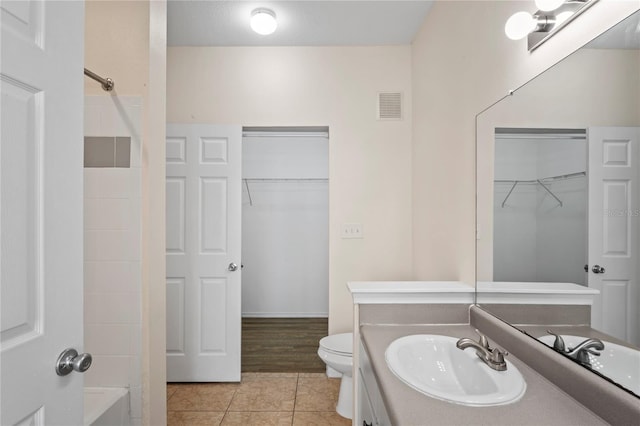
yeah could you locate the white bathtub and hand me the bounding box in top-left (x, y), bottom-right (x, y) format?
top-left (84, 387), bottom-right (130, 426)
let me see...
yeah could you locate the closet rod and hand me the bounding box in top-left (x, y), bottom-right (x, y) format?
top-left (495, 171), bottom-right (585, 184)
top-left (242, 178), bottom-right (328, 207)
top-left (498, 171), bottom-right (585, 208)
top-left (500, 180), bottom-right (564, 208)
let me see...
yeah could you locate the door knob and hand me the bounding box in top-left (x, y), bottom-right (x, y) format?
top-left (592, 265), bottom-right (606, 274)
top-left (228, 262), bottom-right (238, 272)
top-left (55, 348), bottom-right (92, 376)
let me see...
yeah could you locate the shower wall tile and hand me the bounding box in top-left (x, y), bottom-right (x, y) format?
top-left (84, 261), bottom-right (140, 293)
top-left (85, 169), bottom-right (141, 199)
top-left (84, 96), bottom-right (142, 425)
top-left (129, 326), bottom-right (142, 355)
top-left (84, 230), bottom-right (140, 261)
top-left (84, 292), bottom-right (141, 324)
top-left (84, 324), bottom-right (132, 355)
top-left (84, 105), bottom-right (102, 135)
top-left (84, 355), bottom-right (135, 388)
top-left (115, 137), bottom-right (131, 168)
top-left (129, 386), bottom-right (142, 420)
top-left (85, 136), bottom-right (116, 167)
top-left (84, 198), bottom-right (131, 230)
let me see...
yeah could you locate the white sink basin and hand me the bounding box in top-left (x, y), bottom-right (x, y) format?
top-left (385, 334), bottom-right (526, 406)
top-left (538, 335), bottom-right (640, 395)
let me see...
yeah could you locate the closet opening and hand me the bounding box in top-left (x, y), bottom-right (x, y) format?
top-left (493, 128), bottom-right (587, 285)
top-left (241, 126), bottom-right (329, 372)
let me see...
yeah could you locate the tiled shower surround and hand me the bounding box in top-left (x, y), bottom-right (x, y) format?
top-left (84, 96), bottom-right (142, 425)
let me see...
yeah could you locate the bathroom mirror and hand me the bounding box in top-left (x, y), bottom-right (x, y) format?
top-left (476, 9), bottom-right (640, 396)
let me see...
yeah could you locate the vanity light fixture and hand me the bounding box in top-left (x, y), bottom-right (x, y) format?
top-left (250, 8), bottom-right (278, 35)
top-left (505, 0), bottom-right (598, 51)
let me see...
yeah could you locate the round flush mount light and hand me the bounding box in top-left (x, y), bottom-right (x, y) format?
top-left (251, 8), bottom-right (277, 35)
top-left (504, 11), bottom-right (538, 40)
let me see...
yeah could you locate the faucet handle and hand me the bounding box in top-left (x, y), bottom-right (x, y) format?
top-left (474, 329), bottom-right (490, 349)
top-left (546, 330), bottom-right (566, 352)
top-left (490, 347), bottom-right (508, 364)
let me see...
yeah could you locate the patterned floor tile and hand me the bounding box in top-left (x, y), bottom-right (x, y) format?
top-left (228, 376), bottom-right (297, 411)
top-left (168, 383), bottom-right (239, 412)
top-left (220, 411), bottom-right (293, 425)
top-left (167, 410), bottom-right (225, 426)
top-left (294, 377), bottom-right (341, 412)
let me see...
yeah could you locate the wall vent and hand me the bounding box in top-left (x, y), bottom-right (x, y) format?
top-left (377, 92), bottom-right (403, 120)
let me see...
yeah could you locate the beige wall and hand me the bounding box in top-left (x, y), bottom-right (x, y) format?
top-left (85, 1), bottom-right (167, 425)
top-left (167, 46), bottom-right (413, 333)
top-left (411, 0), bottom-right (640, 285)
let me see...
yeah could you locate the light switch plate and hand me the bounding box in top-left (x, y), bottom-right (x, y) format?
top-left (342, 223), bottom-right (363, 239)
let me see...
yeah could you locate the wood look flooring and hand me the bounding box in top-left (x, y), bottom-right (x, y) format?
top-left (242, 318), bottom-right (328, 373)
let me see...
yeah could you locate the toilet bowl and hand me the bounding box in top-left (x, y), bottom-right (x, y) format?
top-left (317, 333), bottom-right (353, 419)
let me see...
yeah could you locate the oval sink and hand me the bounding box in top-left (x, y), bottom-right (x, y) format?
top-left (385, 334), bottom-right (526, 406)
top-left (538, 334), bottom-right (640, 395)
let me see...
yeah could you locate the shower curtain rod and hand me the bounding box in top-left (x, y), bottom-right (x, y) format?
top-left (84, 68), bottom-right (114, 92)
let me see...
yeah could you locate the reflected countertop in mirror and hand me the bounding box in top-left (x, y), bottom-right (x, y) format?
top-left (475, 9), bottom-right (640, 397)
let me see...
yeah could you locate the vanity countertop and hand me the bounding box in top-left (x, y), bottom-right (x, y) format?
top-left (360, 324), bottom-right (607, 426)
top-left (347, 281), bottom-right (474, 304)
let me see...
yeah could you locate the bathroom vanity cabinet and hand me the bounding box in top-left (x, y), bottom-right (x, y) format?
top-left (348, 282), bottom-right (639, 425)
top-left (357, 341), bottom-right (390, 426)
top-left (356, 324), bottom-right (609, 425)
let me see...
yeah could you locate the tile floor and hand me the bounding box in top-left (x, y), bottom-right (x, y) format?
top-left (167, 373), bottom-right (351, 426)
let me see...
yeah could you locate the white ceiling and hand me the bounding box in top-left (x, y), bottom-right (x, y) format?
top-left (167, 1), bottom-right (434, 46)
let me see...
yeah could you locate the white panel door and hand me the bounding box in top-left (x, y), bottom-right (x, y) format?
top-left (588, 127), bottom-right (640, 346)
top-left (1, 1), bottom-right (85, 425)
top-left (166, 124), bottom-right (242, 382)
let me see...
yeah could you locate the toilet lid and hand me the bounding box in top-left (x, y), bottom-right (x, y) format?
top-left (319, 332), bottom-right (353, 355)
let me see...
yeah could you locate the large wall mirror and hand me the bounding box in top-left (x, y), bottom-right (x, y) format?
top-left (476, 10), bottom-right (639, 397)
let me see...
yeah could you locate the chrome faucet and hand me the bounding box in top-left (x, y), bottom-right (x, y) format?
top-left (456, 329), bottom-right (508, 371)
top-left (546, 330), bottom-right (604, 368)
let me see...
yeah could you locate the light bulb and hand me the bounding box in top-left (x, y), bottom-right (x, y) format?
top-left (505, 12), bottom-right (538, 40)
top-left (250, 9), bottom-right (277, 35)
top-left (554, 11), bottom-right (574, 27)
top-left (535, 0), bottom-right (564, 12)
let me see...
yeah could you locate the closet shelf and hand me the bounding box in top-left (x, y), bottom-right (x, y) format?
top-left (243, 178), bottom-right (328, 206)
top-left (496, 171), bottom-right (585, 208)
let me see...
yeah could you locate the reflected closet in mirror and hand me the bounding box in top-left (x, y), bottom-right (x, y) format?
top-left (476, 10), bottom-right (640, 397)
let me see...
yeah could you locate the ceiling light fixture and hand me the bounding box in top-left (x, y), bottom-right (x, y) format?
top-left (505, 0), bottom-right (598, 51)
top-left (250, 8), bottom-right (277, 35)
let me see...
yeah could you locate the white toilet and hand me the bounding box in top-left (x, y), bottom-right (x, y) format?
top-left (317, 332), bottom-right (353, 419)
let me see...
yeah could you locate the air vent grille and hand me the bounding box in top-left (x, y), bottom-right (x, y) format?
top-left (377, 92), bottom-right (403, 120)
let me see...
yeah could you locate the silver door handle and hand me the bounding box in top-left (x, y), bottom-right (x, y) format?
top-left (228, 263), bottom-right (238, 272)
top-left (55, 348), bottom-right (92, 376)
top-left (592, 265), bottom-right (605, 274)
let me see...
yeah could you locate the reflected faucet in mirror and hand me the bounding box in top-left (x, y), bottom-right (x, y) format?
top-left (476, 9), bottom-right (640, 397)
top-left (546, 330), bottom-right (604, 368)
